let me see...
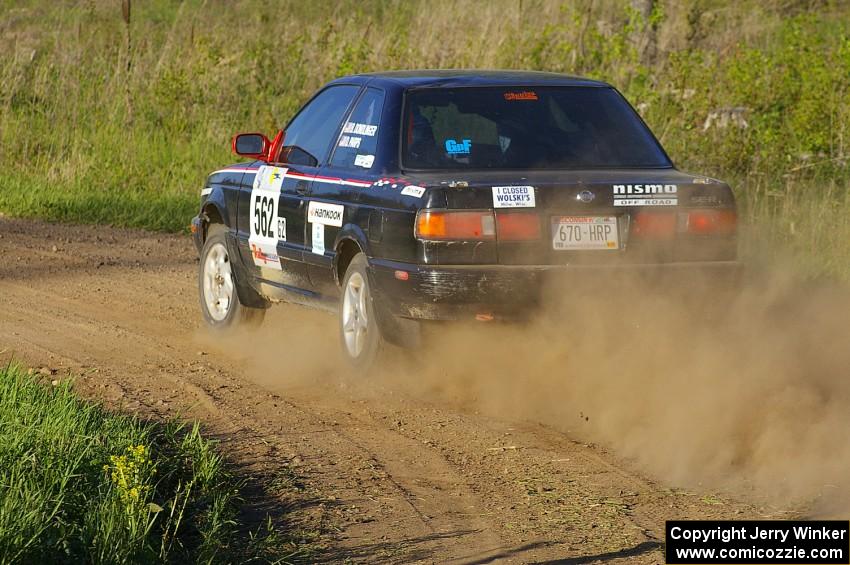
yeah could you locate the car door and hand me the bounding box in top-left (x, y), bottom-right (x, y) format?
top-left (305, 87), bottom-right (387, 297)
top-left (236, 84), bottom-right (360, 297)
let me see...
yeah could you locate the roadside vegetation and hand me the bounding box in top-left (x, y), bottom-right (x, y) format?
top-left (0, 364), bottom-right (295, 564)
top-left (0, 0), bottom-right (848, 277)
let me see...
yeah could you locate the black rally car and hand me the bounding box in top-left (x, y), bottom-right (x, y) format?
top-left (192, 70), bottom-right (738, 369)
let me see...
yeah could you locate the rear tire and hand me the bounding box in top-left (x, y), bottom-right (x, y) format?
top-left (198, 224), bottom-right (265, 330)
top-left (338, 253), bottom-right (384, 373)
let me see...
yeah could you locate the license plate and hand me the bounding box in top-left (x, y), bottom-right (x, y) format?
top-left (551, 216), bottom-right (619, 250)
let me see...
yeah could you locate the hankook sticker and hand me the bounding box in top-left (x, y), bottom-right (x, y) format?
top-left (307, 201), bottom-right (344, 227)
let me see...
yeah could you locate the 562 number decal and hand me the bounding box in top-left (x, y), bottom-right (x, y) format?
top-left (253, 195), bottom-right (276, 238)
top-left (248, 166), bottom-right (287, 269)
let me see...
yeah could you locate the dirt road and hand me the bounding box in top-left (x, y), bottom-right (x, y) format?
top-left (0, 217), bottom-right (778, 563)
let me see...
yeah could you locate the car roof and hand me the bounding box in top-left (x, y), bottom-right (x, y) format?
top-left (334, 69), bottom-right (610, 89)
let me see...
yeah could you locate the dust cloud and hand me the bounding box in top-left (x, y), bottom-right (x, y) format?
top-left (390, 265), bottom-right (850, 514)
top-left (200, 263), bottom-right (850, 514)
top-left (196, 302), bottom-right (343, 391)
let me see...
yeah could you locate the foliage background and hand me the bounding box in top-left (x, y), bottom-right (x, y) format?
top-left (0, 0), bottom-right (847, 276)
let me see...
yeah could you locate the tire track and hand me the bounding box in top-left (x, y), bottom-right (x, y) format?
top-left (0, 217), bottom-right (763, 563)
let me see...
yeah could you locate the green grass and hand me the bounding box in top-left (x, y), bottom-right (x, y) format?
top-left (0, 0), bottom-right (848, 277)
top-left (0, 364), bottom-right (296, 564)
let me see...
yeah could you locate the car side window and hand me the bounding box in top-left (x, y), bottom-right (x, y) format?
top-left (280, 85), bottom-right (360, 167)
top-left (330, 88), bottom-right (385, 170)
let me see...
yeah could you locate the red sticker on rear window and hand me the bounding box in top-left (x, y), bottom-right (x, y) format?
top-left (504, 91), bottom-right (538, 101)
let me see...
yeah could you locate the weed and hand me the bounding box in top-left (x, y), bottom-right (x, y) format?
top-left (0, 364), bottom-right (297, 563)
top-left (0, 1), bottom-right (847, 277)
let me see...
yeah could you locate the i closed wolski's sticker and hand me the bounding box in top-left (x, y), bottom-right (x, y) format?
top-left (492, 186), bottom-right (535, 208)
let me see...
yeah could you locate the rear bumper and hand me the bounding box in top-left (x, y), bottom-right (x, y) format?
top-left (369, 258), bottom-right (742, 321)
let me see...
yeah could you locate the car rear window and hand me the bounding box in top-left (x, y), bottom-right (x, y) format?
top-left (402, 86), bottom-right (671, 170)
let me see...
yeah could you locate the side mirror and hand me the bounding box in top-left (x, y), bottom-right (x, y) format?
top-left (231, 133), bottom-right (270, 159)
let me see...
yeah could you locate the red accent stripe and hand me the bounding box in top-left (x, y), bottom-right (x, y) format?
top-left (286, 171), bottom-right (314, 180)
top-left (232, 167), bottom-right (372, 188)
top-left (286, 171), bottom-right (370, 187)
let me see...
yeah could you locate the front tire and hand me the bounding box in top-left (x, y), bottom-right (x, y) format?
top-left (198, 224), bottom-right (265, 330)
top-left (339, 253), bottom-right (384, 372)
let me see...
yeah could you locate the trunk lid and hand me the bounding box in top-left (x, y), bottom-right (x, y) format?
top-left (408, 169), bottom-right (737, 265)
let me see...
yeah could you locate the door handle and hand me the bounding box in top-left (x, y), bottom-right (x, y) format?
top-left (295, 180), bottom-right (309, 195)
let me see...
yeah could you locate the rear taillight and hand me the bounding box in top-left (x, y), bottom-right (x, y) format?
top-left (633, 212), bottom-right (677, 238)
top-left (496, 212), bottom-right (541, 241)
top-left (632, 209), bottom-right (737, 238)
top-left (415, 210), bottom-right (496, 240)
top-left (685, 209), bottom-right (737, 235)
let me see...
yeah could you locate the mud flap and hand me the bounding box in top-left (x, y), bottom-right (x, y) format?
top-left (224, 230), bottom-right (271, 310)
top-left (372, 297), bottom-right (421, 349)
